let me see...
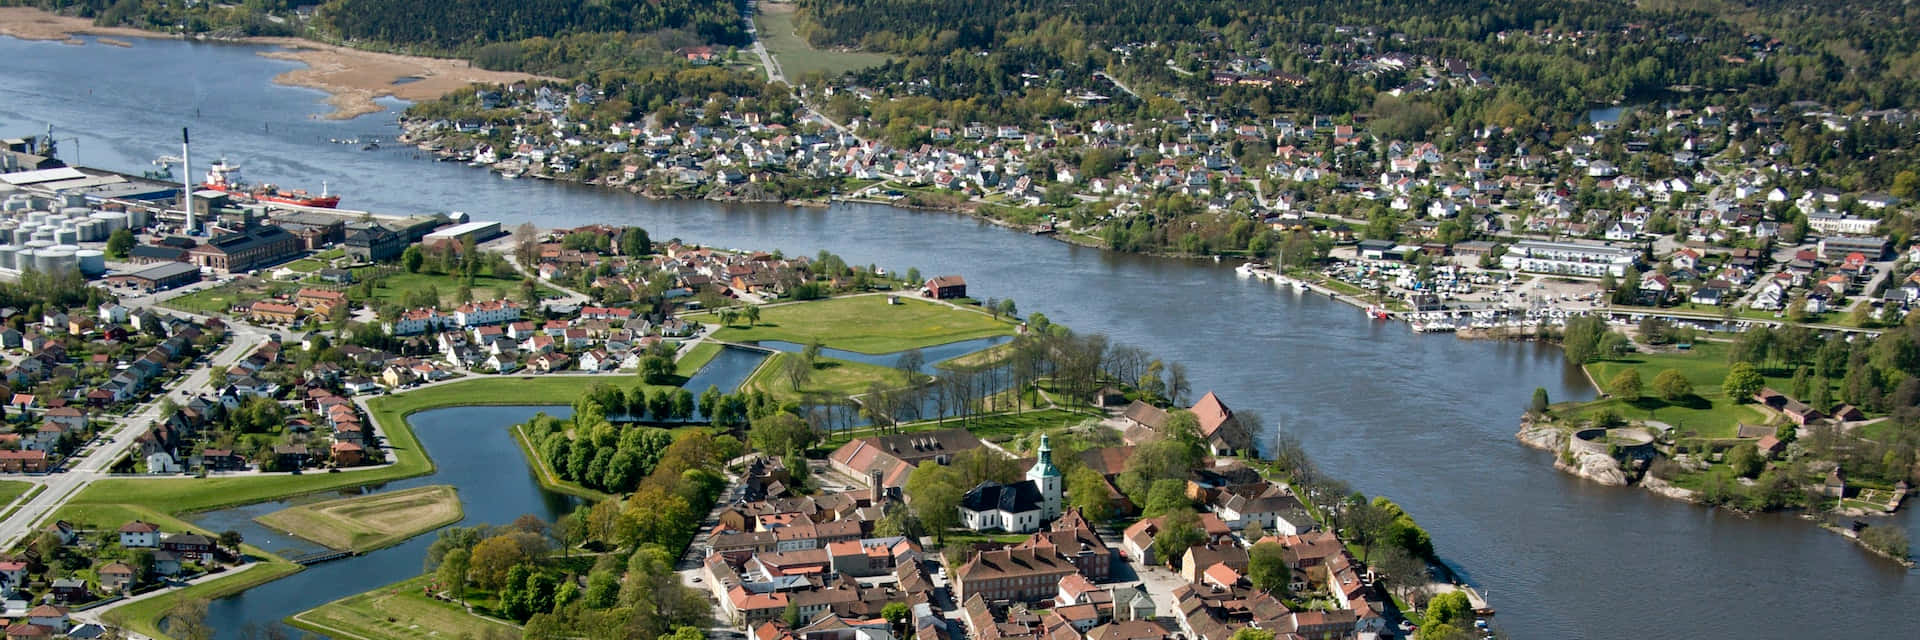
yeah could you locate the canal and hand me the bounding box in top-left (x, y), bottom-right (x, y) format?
top-left (3, 34), bottom-right (1917, 639)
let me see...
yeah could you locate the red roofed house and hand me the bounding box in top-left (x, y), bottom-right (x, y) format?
top-left (924, 275), bottom-right (968, 300)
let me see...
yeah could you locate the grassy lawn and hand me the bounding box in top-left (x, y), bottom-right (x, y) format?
top-left (510, 423), bottom-right (617, 502)
top-left (938, 342), bottom-right (1016, 369)
top-left (754, 3), bottom-right (891, 78)
top-left (288, 574), bottom-right (521, 640)
top-left (161, 280), bottom-right (292, 316)
top-left (105, 561), bottom-right (305, 640)
top-left (742, 353), bottom-right (903, 405)
top-left (677, 341), bottom-right (722, 375)
top-left (824, 408), bottom-right (1096, 447)
top-left (356, 270), bottom-right (525, 308)
top-left (0, 480), bottom-right (31, 506)
top-left (711, 295), bottom-right (1017, 354)
top-left (254, 486), bottom-right (463, 553)
top-left (1577, 341), bottom-right (1840, 438)
top-left (283, 258), bottom-right (326, 273)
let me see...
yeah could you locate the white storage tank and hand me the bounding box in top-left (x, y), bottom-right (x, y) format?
top-left (83, 220), bottom-right (106, 242)
top-left (0, 244), bottom-right (16, 270)
top-left (23, 239), bottom-right (53, 250)
top-left (75, 249), bottom-right (106, 275)
top-left (127, 208), bottom-right (149, 229)
top-left (25, 211), bottom-right (46, 225)
top-left (38, 247), bottom-right (75, 273)
top-left (9, 228), bottom-right (30, 245)
top-left (91, 211), bottom-right (129, 234)
top-left (13, 248), bottom-right (36, 271)
top-left (54, 228), bottom-right (78, 244)
top-left (30, 230), bottom-right (53, 243)
top-left (60, 206), bottom-right (89, 218)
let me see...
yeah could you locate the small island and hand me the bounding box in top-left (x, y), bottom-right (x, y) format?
top-left (254, 485), bottom-right (464, 553)
top-left (1518, 315), bottom-right (1914, 565)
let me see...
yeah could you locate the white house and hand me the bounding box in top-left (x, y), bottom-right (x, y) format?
top-left (118, 521), bottom-right (160, 548)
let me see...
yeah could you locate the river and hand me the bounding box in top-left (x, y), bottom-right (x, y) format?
top-left (4, 34), bottom-right (1918, 639)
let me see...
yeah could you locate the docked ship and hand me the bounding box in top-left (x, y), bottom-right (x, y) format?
top-left (203, 160), bottom-right (341, 208)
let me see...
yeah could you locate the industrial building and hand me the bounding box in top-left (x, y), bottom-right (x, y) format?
top-left (109, 262), bottom-right (202, 292)
top-left (421, 221), bottom-right (503, 249)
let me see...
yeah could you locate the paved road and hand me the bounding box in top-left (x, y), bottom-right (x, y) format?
top-left (0, 322), bottom-right (270, 550)
top-left (743, 1), bottom-right (786, 85)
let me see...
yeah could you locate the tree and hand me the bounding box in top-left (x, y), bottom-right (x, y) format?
top-left (1724, 362), bottom-right (1765, 401)
top-left (1153, 508), bottom-right (1204, 566)
top-left (1608, 369), bottom-right (1642, 400)
top-left (106, 228), bottom-right (135, 258)
top-left (218, 530), bottom-right (244, 554)
top-left (164, 597), bottom-right (213, 640)
top-left (1230, 629), bottom-right (1275, 640)
top-left (1142, 478), bottom-right (1192, 517)
top-left (749, 412), bottom-right (815, 456)
top-left (468, 534), bottom-right (531, 590)
top-left (882, 602), bottom-right (911, 632)
top-left (1425, 591), bottom-right (1472, 628)
top-left (895, 348), bottom-right (926, 384)
top-left (1246, 540), bottom-right (1290, 595)
top-left (402, 245), bottom-right (424, 273)
top-left (640, 355), bottom-right (674, 385)
top-left (905, 463), bottom-right (963, 539)
top-left (1652, 369), bottom-right (1692, 401)
top-left (1529, 387), bottom-right (1551, 415)
top-left (1066, 467), bottom-right (1115, 522)
top-left (619, 226), bottom-right (653, 256)
top-left (1726, 443), bottom-right (1762, 478)
top-left (437, 547), bottom-right (471, 603)
top-left (744, 305), bottom-right (761, 326)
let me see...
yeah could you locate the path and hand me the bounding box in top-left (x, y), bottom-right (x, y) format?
top-left (743, 0), bottom-right (786, 85)
top-left (1092, 71), bottom-right (1141, 99)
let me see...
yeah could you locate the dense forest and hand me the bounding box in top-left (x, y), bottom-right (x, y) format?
top-left (317, 0), bottom-right (748, 53)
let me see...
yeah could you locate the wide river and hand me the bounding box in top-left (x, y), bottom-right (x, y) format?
top-left (4, 35), bottom-right (1917, 639)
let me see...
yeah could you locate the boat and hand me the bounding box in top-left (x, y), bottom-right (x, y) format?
top-left (202, 160), bottom-right (341, 208)
top-left (1366, 306), bottom-right (1391, 320)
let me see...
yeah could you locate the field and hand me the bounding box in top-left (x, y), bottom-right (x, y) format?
top-left (289, 574), bottom-right (521, 640)
top-left (754, 3), bottom-right (890, 79)
top-left (254, 486), bottom-right (463, 552)
top-left (161, 279), bottom-right (295, 316)
top-left (0, 480), bottom-right (31, 506)
top-left (354, 269), bottom-right (529, 307)
top-left (711, 295), bottom-right (1017, 354)
top-left (1576, 342), bottom-right (1817, 439)
top-left (741, 353), bottom-right (903, 405)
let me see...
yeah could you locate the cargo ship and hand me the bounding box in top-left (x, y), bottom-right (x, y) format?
top-left (203, 160), bottom-right (341, 208)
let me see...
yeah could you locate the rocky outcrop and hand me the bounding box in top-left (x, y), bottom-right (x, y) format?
top-left (1640, 476), bottom-right (1697, 502)
top-left (1555, 448), bottom-right (1629, 486)
top-left (1514, 416), bottom-right (1567, 452)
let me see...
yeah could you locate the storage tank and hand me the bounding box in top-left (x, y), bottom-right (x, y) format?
top-left (30, 230), bottom-right (53, 243)
top-left (24, 211), bottom-right (45, 225)
top-left (54, 228), bottom-right (78, 244)
top-left (60, 206), bottom-right (89, 218)
top-left (0, 244), bottom-right (17, 271)
top-left (58, 192), bottom-right (85, 208)
top-left (127, 208), bottom-right (149, 229)
top-left (83, 220), bottom-right (106, 242)
top-left (9, 228), bottom-right (30, 245)
top-left (75, 249), bottom-right (106, 276)
top-left (13, 248), bottom-right (36, 271)
top-left (24, 239), bottom-right (53, 251)
top-left (92, 211), bottom-right (129, 234)
top-left (38, 247), bottom-right (75, 273)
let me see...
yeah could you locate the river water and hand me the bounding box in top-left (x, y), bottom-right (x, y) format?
top-left (4, 35), bottom-right (1918, 639)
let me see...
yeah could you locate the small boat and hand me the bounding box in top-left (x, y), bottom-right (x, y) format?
top-left (361, 142), bottom-right (379, 151)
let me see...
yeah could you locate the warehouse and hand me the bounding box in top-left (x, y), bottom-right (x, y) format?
top-left (110, 262), bottom-right (202, 292)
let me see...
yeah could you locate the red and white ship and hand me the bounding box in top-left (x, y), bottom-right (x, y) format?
top-left (203, 160), bottom-right (341, 208)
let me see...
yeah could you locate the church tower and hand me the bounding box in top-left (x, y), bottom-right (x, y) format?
top-left (1028, 434), bottom-right (1063, 519)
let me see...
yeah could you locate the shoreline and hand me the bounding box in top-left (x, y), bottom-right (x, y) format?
top-left (0, 7), bottom-right (541, 120)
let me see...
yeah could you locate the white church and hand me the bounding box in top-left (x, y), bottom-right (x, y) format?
top-left (956, 435), bottom-right (1063, 533)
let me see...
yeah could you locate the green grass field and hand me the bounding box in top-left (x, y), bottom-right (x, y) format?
top-left (742, 353), bottom-right (904, 405)
top-left (0, 480), bottom-right (32, 506)
top-left (161, 281), bottom-right (290, 316)
top-left (254, 486), bottom-right (463, 553)
top-left (283, 258), bottom-right (326, 273)
top-left (357, 270), bottom-right (526, 307)
top-left (1576, 342), bottom-right (1824, 439)
top-left (288, 574), bottom-right (521, 640)
top-left (754, 3), bottom-right (891, 79)
top-left (712, 295), bottom-right (1017, 354)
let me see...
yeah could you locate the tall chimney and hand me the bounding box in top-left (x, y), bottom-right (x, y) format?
top-left (181, 127), bottom-right (194, 234)
top-left (869, 469), bottom-right (884, 503)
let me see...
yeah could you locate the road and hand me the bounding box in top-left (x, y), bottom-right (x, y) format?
top-left (1093, 71), bottom-right (1141, 100)
top-left (743, 1), bottom-right (786, 85)
top-left (0, 321), bottom-right (271, 550)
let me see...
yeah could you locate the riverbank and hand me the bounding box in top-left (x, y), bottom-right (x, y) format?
top-left (0, 7), bottom-right (538, 119)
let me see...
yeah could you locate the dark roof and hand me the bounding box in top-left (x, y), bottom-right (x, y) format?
top-left (960, 480), bottom-right (1044, 514)
top-left (125, 262), bottom-right (200, 281)
top-left (129, 245), bottom-right (188, 261)
top-left (200, 225), bottom-right (294, 254)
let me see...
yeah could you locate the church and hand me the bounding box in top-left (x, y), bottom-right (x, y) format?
top-left (956, 435), bottom-right (1063, 533)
